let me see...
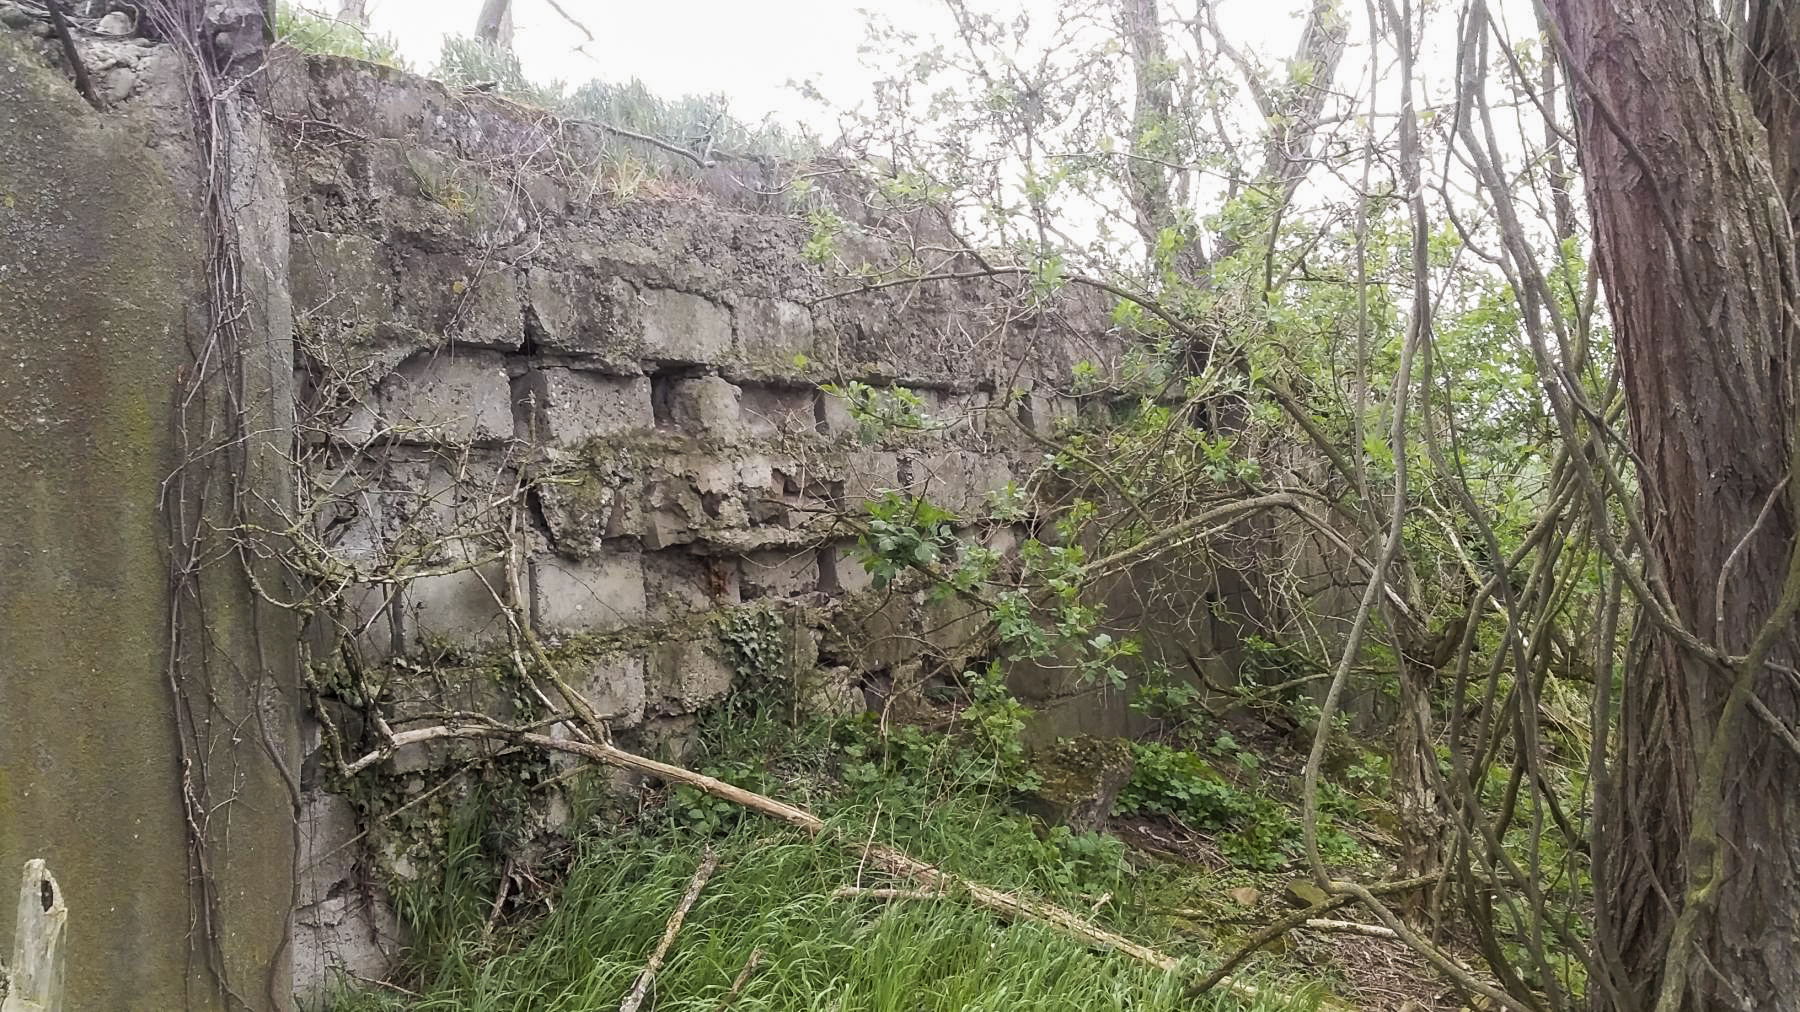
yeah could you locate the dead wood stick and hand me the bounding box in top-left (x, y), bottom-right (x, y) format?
top-left (618, 848), bottom-right (720, 1012)
top-left (347, 725), bottom-right (1271, 1004)
top-left (45, 0), bottom-right (103, 111)
top-left (709, 947), bottom-right (763, 1012)
top-left (833, 886), bottom-right (945, 902)
top-left (1303, 918), bottom-right (1399, 939)
top-left (481, 856), bottom-right (515, 943)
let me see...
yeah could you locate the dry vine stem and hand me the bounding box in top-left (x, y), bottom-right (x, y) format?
top-left (345, 725), bottom-right (1278, 1004)
top-left (618, 848), bottom-right (719, 1012)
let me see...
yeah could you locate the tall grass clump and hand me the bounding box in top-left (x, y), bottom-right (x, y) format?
top-left (328, 715), bottom-right (1330, 1012)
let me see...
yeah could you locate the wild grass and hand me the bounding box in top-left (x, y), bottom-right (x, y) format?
top-left (429, 37), bottom-right (818, 169)
top-left (273, 4), bottom-right (409, 68)
top-left (328, 713), bottom-right (1334, 1012)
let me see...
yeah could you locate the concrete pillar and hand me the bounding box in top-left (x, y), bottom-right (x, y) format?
top-left (0, 30), bottom-right (296, 1012)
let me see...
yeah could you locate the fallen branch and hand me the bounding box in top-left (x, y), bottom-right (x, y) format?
top-left (832, 886), bottom-right (945, 902)
top-left (709, 947), bottom-right (763, 1012)
top-left (346, 724), bottom-right (1273, 1003)
top-left (1303, 918), bottom-right (1399, 939)
top-left (481, 856), bottom-right (514, 944)
top-left (618, 848), bottom-right (720, 1012)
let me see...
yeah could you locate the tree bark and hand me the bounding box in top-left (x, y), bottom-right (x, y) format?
top-left (475, 0), bottom-right (514, 48)
top-left (1543, 2), bottom-right (1800, 1009)
top-left (1119, 0), bottom-right (1201, 275)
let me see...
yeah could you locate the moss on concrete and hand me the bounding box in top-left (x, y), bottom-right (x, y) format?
top-left (0, 30), bottom-right (296, 1012)
top-left (0, 30), bottom-right (208, 1012)
top-left (1015, 736), bottom-right (1135, 833)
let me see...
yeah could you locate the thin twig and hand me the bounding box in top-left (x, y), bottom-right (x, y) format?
top-left (618, 848), bottom-right (720, 1012)
top-left (539, 0), bottom-right (595, 42)
top-left (45, 0), bottom-right (103, 110)
top-left (1185, 874), bottom-right (1437, 999)
top-left (597, 121), bottom-right (715, 169)
top-left (709, 948), bottom-right (763, 1012)
top-left (481, 856), bottom-right (515, 944)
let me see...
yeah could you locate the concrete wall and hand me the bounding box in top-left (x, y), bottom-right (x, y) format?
top-left (0, 15), bottom-right (1254, 1008)
top-left (256, 53), bottom-right (1138, 1001)
top-left (0, 21), bottom-right (297, 1012)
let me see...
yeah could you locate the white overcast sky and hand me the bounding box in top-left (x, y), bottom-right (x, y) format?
top-left (299, 1), bottom-right (1318, 132)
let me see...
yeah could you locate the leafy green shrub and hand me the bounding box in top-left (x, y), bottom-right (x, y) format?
top-left (1113, 741), bottom-right (1302, 871)
top-left (668, 758), bottom-right (768, 836)
top-left (1115, 741), bottom-right (1251, 830)
top-left (824, 380), bottom-right (932, 442)
top-left (958, 662), bottom-right (1032, 775)
top-left (856, 490), bottom-right (960, 588)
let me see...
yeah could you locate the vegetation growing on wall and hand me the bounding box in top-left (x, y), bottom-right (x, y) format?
top-left (274, 4), bottom-right (407, 67)
top-left (93, 0), bottom-right (1799, 1008)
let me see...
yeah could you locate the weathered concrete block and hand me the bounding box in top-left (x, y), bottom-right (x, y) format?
top-left (524, 268), bottom-right (639, 362)
top-left (345, 583), bottom-right (404, 661)
top-left (393, 251), bottom-right (522, 350)
top-left (819, 387), bottom-right (856, 436)
top-left (404, 561), bottom-right (513, 649)
top-left (647, 637), bottom-right (736, 713)
top-left (516, 368), bottom-right (652, 446)
top-left (843, 450), bottom-right (901, 504)
top-left (641, 287), bottom-right (732, 364)
top-left (1023, 388), bottom-right (1079, 438)
top-left (818, 542), bottom-right (875, 596)
top-left (535, 469), bottom-right (625, 560)
top-left (347, 349), bottom-right (514, 444)
top-left (640, 477), bottom-right (697, 550)
top-left (736, 296), bottom-right (820, 362)
top-left (739, 548), bottom-right (821, 599)
top-left (924, 594), bottom-right (989, 658)
top-left (296, 791), bottom-right (360, 908)
top-left (576, 652), bottom-right (646, 728)
top-left (696, 453), bottom-right (774, 496)
top-left (669, 375), bottom-right (745, 439)
top-left (530, 553), bottom-right (647, 633)
top-left (739, 383), bottom-right (820, 437)
top-left (828, 594), bottom-right (925, 671)
top-left (643, 550), bottom-right (741, 621)
top-left (368, 141), bottom-right (523, 251)
top-left (294, 791), bottom-right (400, 1009)
top-left (927, 389), bottom-right (990, 439)
top-left (971, 524), bottom-right (1024, 558)
top-left (802, 665), bottom-right (867, 719)
top-left (913, 449), bottom-right (1015, 519)
top-left (1015, 737), bottom-right (1135, 834)
top-left (626, 712), bottom-right (700, 760)
top-left (290, 232), bottom-right (395, 323)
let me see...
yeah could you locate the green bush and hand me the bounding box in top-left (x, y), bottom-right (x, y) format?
top-left (1113, 742), bottom-right (1302, 871)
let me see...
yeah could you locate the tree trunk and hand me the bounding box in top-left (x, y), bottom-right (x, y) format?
top-left (1391, 657), bottom-right (1442, 916)
top-left (1544, 2), bottom-right (1800, 1009)
top-left (475, 0), bottom-right (514, 48)
top-left (1119, 0), bottom-right (1201, 275)
top-left (335, 0), bottom-right (368, 26)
